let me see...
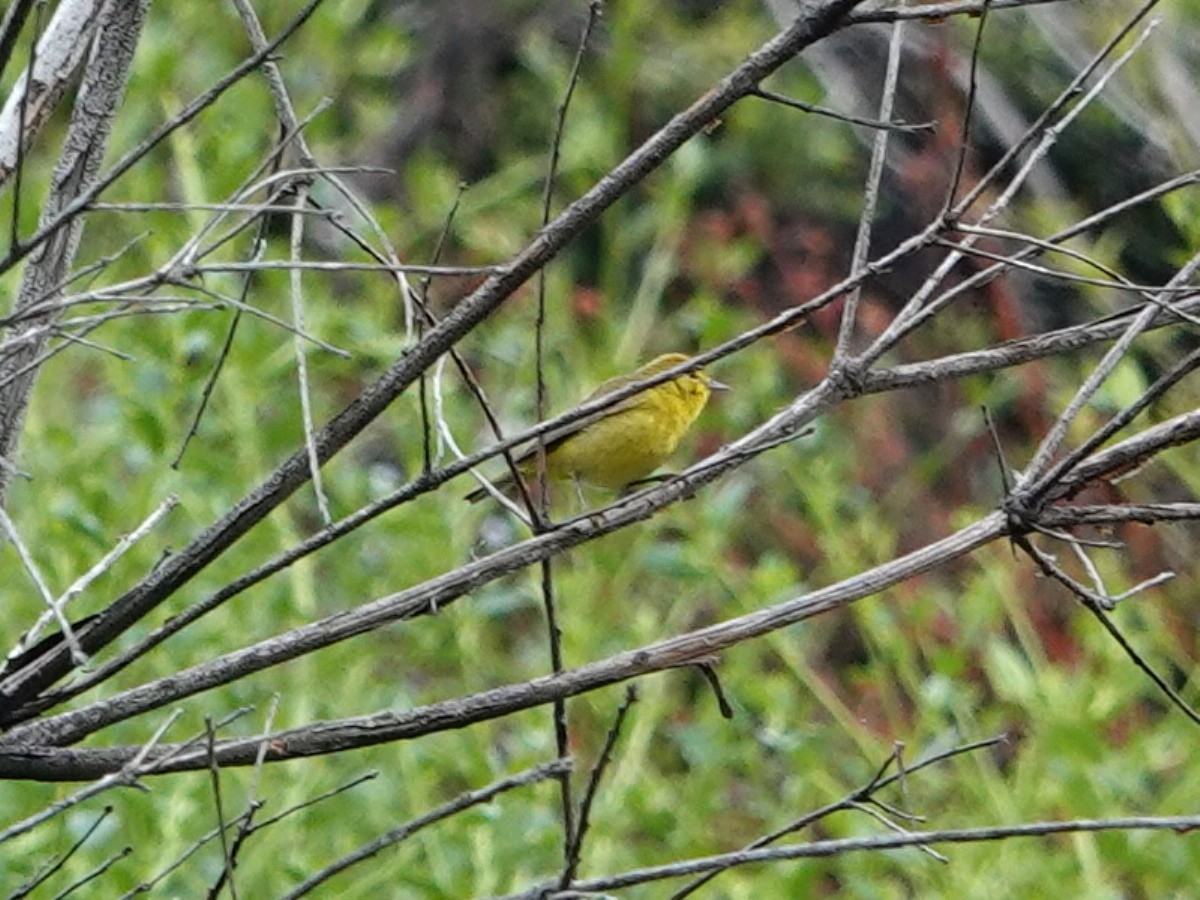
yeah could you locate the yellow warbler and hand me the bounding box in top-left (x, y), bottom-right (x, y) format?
top-left (466, 352), bottom-right (728, 503)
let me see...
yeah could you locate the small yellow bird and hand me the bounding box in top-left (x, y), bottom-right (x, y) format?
top-left (466, 352), bottom-right (728, 503)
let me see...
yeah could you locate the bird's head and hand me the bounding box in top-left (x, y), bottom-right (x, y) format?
top-left (639, 352), bottom-right (730, 411)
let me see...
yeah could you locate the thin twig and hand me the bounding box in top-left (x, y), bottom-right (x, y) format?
top-left (561, 685), bottom-right (637, 890)
top-left (190, 259), bottom-right (496, 277)
top-left (832, 10), bottom-right (904, 364)
top-left (0, 507), bottom-right (87, 666)
top-left (942, 0), bottom-right (989, 213)
top-left (848, 799), bottom-right (948, 862)
top-left (504, 814), bottom-right (1200, 897)
top-left (849, 0), bottom-right (1060, 21)
top-left (1017, 536), bottom-right (1200, 727)
top-left (414, 184), bottom-right (466, 472)
top-left (751, 87), bottom-right (933, 133)
top-left (0, 0), bottom-right (38, 89)
top-left (860, 1), bottom-right (1164, 366)
top-left (51, 846), bottom-right (132, 899)
top-left (694, 661), bottom-right (734, 719)
top-left (0, 708), bottom-right (183, 843)
top-left (1017, 249), bottom-right (1200, 491)
top-left (9, 805), bottom-right (113, 899)
top-left (671, 736), bottom-right (1004, 897)
top-left (203, 717), bottom-right (238, 900)
top-left (1027, 346), bottom-right (1200, 501)
top-left (280, 760), bottom-right (572, 899)
top-left (122, 769), bottom-right (378, 898)
top-left (288, 181), bottom-right (331, 523)
top-left (5, 494), bottom-right (177, 663)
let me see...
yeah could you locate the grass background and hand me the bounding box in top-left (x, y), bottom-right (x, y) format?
top-left (2, 0), bottom-right (1200, 895)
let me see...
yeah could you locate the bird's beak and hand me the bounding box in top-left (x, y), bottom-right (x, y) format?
top-left (707, 377), bottom-right (731, 392)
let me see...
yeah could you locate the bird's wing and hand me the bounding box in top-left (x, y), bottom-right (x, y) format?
top-left (513, 372), bottom-right (651, 464)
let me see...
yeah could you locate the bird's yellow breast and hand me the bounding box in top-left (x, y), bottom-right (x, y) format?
top-left (544, 379), bottom-right (707, 488)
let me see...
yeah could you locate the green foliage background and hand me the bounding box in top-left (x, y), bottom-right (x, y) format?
top-left (2, 0), bottom-right (1200, 895)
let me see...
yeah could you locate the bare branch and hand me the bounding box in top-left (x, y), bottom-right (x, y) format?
top-left (281, 760), bottom-right (572, 899)
top-left (502, 814), bottom-right (1200, 897)
top-left (0, 0), bottom-right (108, 188)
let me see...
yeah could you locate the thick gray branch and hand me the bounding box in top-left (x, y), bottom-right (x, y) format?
top-left (0, 0), bottom-right (148, 502)
top-left (0, 0), bottom-right (109, 188)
